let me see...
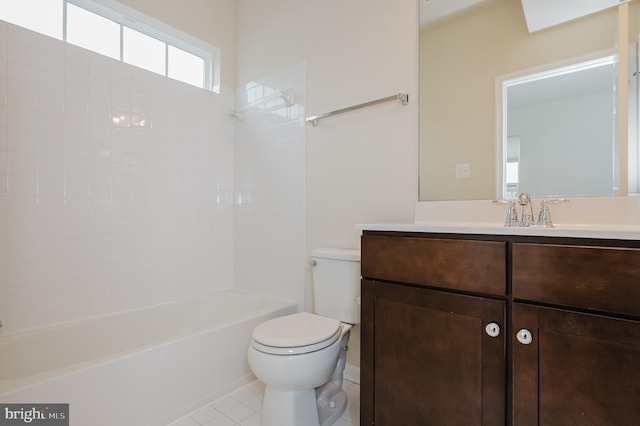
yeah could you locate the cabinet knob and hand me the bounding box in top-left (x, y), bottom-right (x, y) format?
top-left (485, 322), bottom-right (501, 337)
top-left (516, 329), bottom-right (533, 345)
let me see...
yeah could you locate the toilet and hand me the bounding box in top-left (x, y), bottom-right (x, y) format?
top-left (247, 248), bottom-right (361, 426)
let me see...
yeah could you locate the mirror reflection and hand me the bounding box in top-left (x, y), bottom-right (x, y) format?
top-left (419, 0), bottom-right (639, 201)
top-left (500, 55), bottom-right (616, 199)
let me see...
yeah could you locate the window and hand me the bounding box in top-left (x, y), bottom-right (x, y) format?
top-left (123, 27), bottom-right (166, 75)
top-left (168, 46), bottom-right (205, 89)
top-left (0, 0), bottom-right (63, 39)
top-left (0, 0), bottom-right (220, 92)
top-left (66, 2), bottom-right (120, 60)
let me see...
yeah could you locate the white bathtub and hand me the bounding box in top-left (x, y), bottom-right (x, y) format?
top-left (0, 289), bottom-right (297, 426)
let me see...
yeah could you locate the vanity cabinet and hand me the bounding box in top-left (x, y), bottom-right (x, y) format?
top-left (361, 231), bottom-right (640, 425)
top-left (361, 233), bottom-right (508, 425)
top-left (511, 242), bottom-right (640, 425)
top-left (512, 303), bottom-right (640, 425)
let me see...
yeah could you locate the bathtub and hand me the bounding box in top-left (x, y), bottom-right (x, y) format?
top-left (0, 289), bottom-right (297, 426)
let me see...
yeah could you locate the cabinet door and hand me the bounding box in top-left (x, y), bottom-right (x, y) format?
top-left (512, 303), bottom-right (640, 425)
top-left (361, 279), bottom-right (506, 425)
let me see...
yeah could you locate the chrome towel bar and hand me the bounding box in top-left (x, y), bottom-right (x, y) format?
top-left (305, 93), bottom-right (408, 126)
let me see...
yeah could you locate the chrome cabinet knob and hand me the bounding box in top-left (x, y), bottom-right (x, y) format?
top-left (485, 322), bottom-right (501, 338)
top-left (516, 329), bottom-right (533, 345)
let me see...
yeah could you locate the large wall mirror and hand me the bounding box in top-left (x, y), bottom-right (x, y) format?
top-left (419, 0), bottom-right (640, 201)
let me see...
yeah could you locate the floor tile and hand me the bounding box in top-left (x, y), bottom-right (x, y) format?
top-left (238, 413), bottom-right (261, 426)
top-left (230, 386), bottom-right (260, 403)
top-left (243, 393), bottom-right (263, 412)
top-left (174, 379), bottom-right (360, 426)
top-left (225, 403), bottom-right (255, 423)
top-left (169, 417), bottom-right (200, 426)
top-left (190, 406), bottom-right (221, 425)
top-left (209, 395), bottom-right (241, 413)
top-left (201, 416), bottom-right (235, 426)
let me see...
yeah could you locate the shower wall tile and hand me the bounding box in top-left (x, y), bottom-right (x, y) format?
top-left (234, 62), bottom-right (306, 306)
top-left (0, 22), bottom-right (235, 335)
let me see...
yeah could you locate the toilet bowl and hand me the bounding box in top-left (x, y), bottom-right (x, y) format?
top-left (247, 248), bottom-right (361, 426)
top-left (248, 312), bottom-right (352, 426)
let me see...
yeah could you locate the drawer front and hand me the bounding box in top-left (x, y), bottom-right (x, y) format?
top-left (361, 235), bottom-right (507, 295)
top-left (512, 243), bottom-right (640, 316)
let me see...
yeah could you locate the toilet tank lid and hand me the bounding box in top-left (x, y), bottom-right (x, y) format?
top-left (311, 248), bottom-right (360, 261)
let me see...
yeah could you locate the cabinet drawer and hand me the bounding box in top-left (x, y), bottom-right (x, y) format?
top-left (361, 235), bottom-right (506, 295)
top-left (512, 243), bottom-right (640, 316)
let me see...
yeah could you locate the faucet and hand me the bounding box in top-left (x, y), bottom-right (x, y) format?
top-left (496, 194), bottom-right (569, 228)
top-left (517, 193), bottom-right (534, 227)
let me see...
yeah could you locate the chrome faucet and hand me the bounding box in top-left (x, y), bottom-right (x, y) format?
top-left (517, 193), bottom-right (534, 227)
top-left (496, 194), bottom-right (569, 228)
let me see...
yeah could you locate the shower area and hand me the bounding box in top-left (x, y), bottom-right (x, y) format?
top-left (0, 19), bottom-right (306, 424)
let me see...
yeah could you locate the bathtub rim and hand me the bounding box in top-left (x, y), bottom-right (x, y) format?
top-left (0, 288), bottom-right (298, 397)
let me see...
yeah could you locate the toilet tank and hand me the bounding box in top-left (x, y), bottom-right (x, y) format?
top-left (311, 248), bottom-right (361, 324)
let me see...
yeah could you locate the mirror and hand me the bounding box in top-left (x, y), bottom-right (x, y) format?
top-left (419, 0), bottom-right (639, 201)
top-left (500, 54), bottom-right (616, 199)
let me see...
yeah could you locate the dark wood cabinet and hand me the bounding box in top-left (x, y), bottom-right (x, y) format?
top-left (512, 303), bottom-right (640, 425)
top-left (362, 279), bottom-right (505, 425)
top-left (361, 231), bottom-right (640, 425)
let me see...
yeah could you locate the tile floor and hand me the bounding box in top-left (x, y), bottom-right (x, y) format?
top-left (169, 379), bottom-right (360, 426)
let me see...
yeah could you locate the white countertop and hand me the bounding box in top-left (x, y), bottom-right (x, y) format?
top-left (357, 222), bottom-right (640, 240)
top-left (357, 197), bottom-right (640, 240)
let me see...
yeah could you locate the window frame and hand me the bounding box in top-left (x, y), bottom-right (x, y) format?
top-left (1, 0), bottom-right (221, 92)
top-left (67, 0), bottom-right (219, 92)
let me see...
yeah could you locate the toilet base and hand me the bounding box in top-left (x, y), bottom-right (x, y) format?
top-left (260, 387), bottom-right (348, 426)
top-left (318, 389), bottom-right (347, 426)
top-left (261, 388), bottom-right (320, 426)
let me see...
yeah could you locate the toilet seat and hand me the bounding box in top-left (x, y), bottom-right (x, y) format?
top-left (251, 312), bottom-right (342, 355)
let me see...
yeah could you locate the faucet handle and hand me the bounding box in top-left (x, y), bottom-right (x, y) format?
top-left (544, 198), bottom-right (570, 204)
top-left (493, 199), bottom-right (519, 227)
top-left (535, 198), bottom-right (569, 228)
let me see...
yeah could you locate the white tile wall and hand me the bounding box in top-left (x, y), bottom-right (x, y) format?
top-left (0, 21), bottom-right (235, 334)
top-left (233, 62), bottom-right (306, 306)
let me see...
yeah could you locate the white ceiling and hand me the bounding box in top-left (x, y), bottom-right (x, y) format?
top-left (420, 0), bottom-right (628, 31)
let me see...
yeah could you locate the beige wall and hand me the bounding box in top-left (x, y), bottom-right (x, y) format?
top-left (419, 0), bottom-right (624, 200)
top-left (118, 0), bottom-right (236, 89)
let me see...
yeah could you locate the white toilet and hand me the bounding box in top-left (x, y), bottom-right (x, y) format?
top-left (247, 248), bottom-right (361, 426)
